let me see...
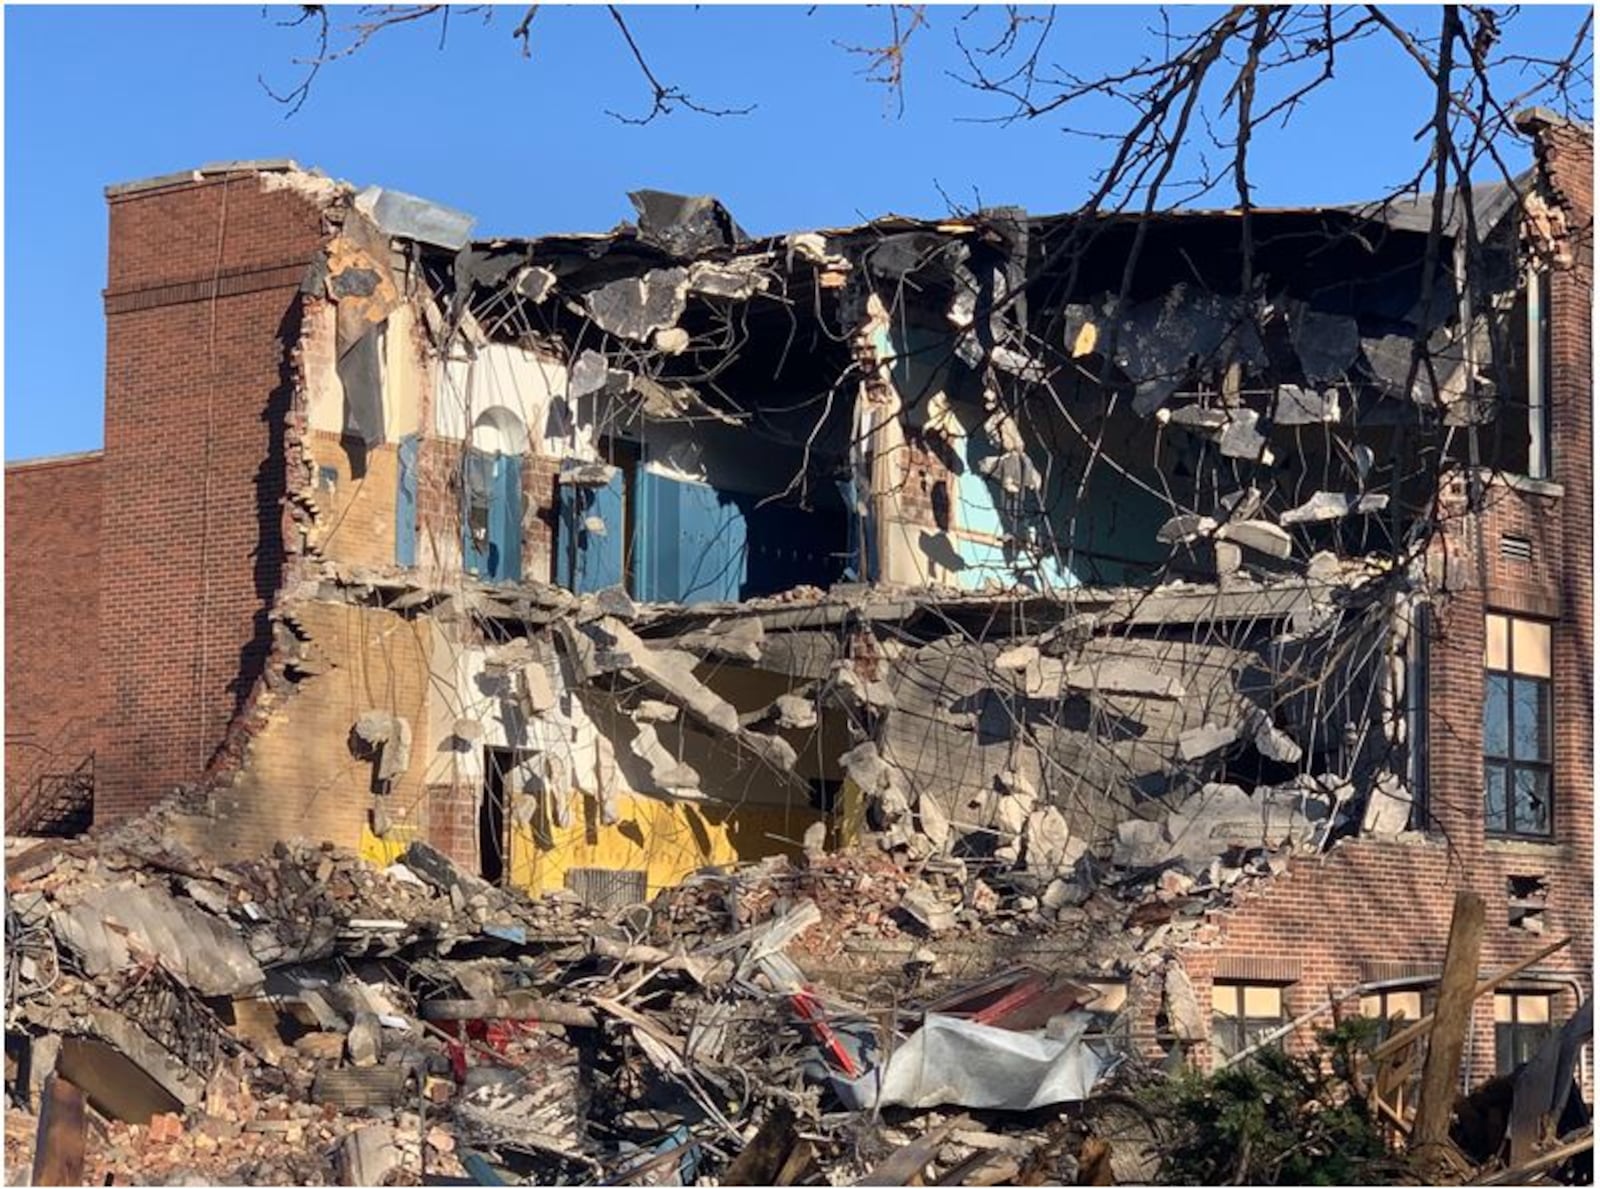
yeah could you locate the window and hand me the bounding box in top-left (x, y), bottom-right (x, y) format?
top-left (1360, 987), bottom-right (1432, 1115)
top-left (1359, 987), bottom-right (1428, 1043)
top-left (1495, 991), bottom-right (1554, 1074)
top-left (1501, 266), bottom-right (1552, 479)
top-left (1211, 983), bottom-right (1287, 1062)
top-left (1484, 614), bottom-right (1553, 838)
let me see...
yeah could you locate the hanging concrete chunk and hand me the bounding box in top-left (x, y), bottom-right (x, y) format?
top-left (1178, 723), bottom-right (1238, 762)
top-left (915, 791), bottom-right (952, 851)
top-left (688, 260), bottom-right (770, 300)
top-left (353, 712), bottom-right (412, 783)
top-left (771, 694), bottom-right (817, 731)
top-left (677, 617), bottom-right (764, 664)
top-left (1280, 491), bottom-right (1390, 525)
top-left (584, 268), bottom-right (689, 342)
top-left (1361, 772), bottom-right (1414, 836)
top-left (1246, 707), bottom-right (1304, 764)
top-left (1217, 409), bottom-right (1274, 463)
top-left (994, 643), bottom-right (1040, 673)
top-left (1271, 384), bottom-right (1341, 426)
top-left (600, 618), bottom-right (741, 736)
top-left (630, 724), bottom-right (702, 795)
top-left (1217, 519), bottom-right (1292, 560)
top-left (1157, 513), bottom-right (1216, 546)
top-left (1163, 405), bottom-right (1231, 433)
top-left (652, 326), bottom-right (690, 354)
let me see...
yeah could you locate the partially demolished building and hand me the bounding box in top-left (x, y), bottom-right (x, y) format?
top-left (5, 108), bottom-right (1591, 1092)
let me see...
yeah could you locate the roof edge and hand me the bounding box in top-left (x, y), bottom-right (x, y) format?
top-left (105, 159), bottom-right (310, 199)
top-left (5, 449), bottom-right (105, 471)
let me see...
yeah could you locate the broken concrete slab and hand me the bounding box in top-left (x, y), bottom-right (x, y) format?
top-left (1060, 659), bottom-right (1185, 700)
top-left (1217, 519), bottom-right (1292, 560)
top-left (1178, 723), bottom-right (1238, 762)
top-left (583, 268), bottom-right (689, 342)
top-left (1271, 384), bottom-right (1341, 426)
top-left (899, 883), bottom-right (957, 934)
top-left (52, 883), bottom-right (265, 997)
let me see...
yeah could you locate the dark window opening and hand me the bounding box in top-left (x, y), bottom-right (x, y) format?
top-left (1483, 614), bottom-right (1554, 839)
top-left (480, 746), bottom-right (515, 884)
top-left (1495, 269), bottom-right (1552, 480)
top-left (1507, 874), bottom-right (1550, 934)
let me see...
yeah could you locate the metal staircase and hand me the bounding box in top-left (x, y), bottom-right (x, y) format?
top-left (6, 752), bottom-right (94, 837)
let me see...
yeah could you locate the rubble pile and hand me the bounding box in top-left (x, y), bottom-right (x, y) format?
top-left (8, 812), bottom-right (1266, 1185)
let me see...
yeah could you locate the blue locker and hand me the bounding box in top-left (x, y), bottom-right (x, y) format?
top-left (634, 471), bottom-right (747, 604)
top-left (396, 434), bottom-right (419, 567)
top-left (555, 461), bottom-right (625, 593)
top-left (463, 449), bottom-right (523, 583)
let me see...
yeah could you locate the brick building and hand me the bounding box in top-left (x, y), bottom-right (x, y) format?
top-left (5, 111), bottom-right (1591, 1092)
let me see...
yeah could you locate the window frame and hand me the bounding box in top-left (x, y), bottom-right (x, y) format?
top-left (1209, 981), bottom-right (1289, 1064)
top-left (1494, 989), bottom-right (1556, 1075)
top-left (1483, 613), bottom-right (1555, 840)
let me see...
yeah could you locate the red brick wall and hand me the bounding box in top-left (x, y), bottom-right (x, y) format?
top-left (96, 172), bottom-right (329, 823)
top-left (1178, 118), bottom-right (1593, 1089)
top-left (5, 453), bottom-right (103, 796)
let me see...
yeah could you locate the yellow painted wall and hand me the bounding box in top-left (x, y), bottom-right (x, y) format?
top-left (506, 790), bottom-right (822, 896)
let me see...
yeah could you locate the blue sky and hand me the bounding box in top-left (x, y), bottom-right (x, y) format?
top-left (5, 4), bottom-right (1591, 459)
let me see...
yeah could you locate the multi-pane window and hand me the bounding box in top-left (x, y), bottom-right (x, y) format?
top-left (1359, 988), bottom-right (1428, 1043)
top-left (1484, 614), bottom-right (1553, 838)
top-left (1360, 987), bottom-right (1431, 1115)
top-left (1211, 983), bottom-right (1287, 1063)
top-left (1495, 991), bottom-right (1554, 1074)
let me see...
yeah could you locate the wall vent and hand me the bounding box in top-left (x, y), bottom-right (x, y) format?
top-left (1500, 534), bottom-right (1534, 563)
top-left (565, 866), bottom-right (647, 912)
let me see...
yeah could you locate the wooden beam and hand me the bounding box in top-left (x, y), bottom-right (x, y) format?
top-left (1371, 934), bottom-right (1572, 1062)
top-left (30, 1075), bottom-right (86, 1188)
top-left (1410, 891), bottom-right (1486, 1153)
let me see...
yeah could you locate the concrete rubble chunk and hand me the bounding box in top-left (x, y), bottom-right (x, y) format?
top-left (1362, 771), bottom-right (1414, 836)
top-left (1272, 384), bottom-right (1341, 426)
top-left (1157, 513), bottom-right (1216, 546)
top-left (630, 723), bottom-right (702, 794)
top-left (1024, 806), bottom-right (1087, 878)
top-left (678, 617), bottom-right (764, 663)
top-left (1280, 491), bottom-right (1391, 525)
top-left (687, 260), bottom-right (770, 299)
top-left (602, 618), bottom-right (741, 736)
top-left (1217, 519), bottom-right (1292, 559)
top-left (632, 699), bottom-right (679, 724)
top-left (1178, 723), bottom-right (1238, 762)
top-left (827, 662), bottom-right (897, 714)
top-left (352, 712), bottom-right (412, 782)
top-left (1246, 707), bottom-right (1304, 764)
top-left (771, 694), bottom-right (817, 731)
top-left (1164, 964), bottom-right (1206, 1043)
top-left (1217, 486), bottom-right (1264, 521)
top-left (336, 1123), bottom-right (404, 1187)
top-left (994, 792), bottom-right (1031, 837)
top-left (652, 326), bottom-right (690, 355)
top-left (994, 643), bottom-right (1039, 673)
top-left (915, 791), bottom-right (952, 850)
top-left (345, 1012), bottom-right (382, 1068)
top-left (1217, 409), bottom-right (1274, 462)
top-left (898, 882), bottom-right (957, 934)
top-left (1164, 405), bottom-right (1231, 432)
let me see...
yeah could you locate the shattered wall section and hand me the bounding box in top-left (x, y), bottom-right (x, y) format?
top-left (168, 600), bottom-right (434, 860)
